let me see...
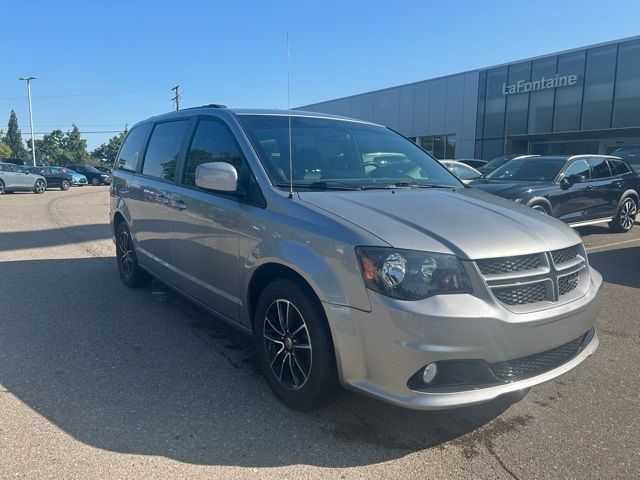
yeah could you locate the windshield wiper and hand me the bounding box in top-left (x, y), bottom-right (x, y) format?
top-left (363, 181), bottom-right (455, 190)
top-left (275, 180), bottom-right (363, 191)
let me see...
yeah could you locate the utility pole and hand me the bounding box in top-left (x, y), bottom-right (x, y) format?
top-left (171, 85), bottom-right (180, 111)
top-left (18, 76), bottom-right (37, 166)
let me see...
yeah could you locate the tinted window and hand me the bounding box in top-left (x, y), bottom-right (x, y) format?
top-left (184, 119), bottom-right (243, 186)
top-left (609, 160), bottom-right (631, 176)
top-left (487, 157), bottom-right (566, 181)
top-left (117, 124), bottom-right (152, 172)
top-left (563, 159), bottom-right (591, 179)
top-left (528, 57), bottom-right (556, 133)
top-left (554, 51), bottom-right (585, 132)
top-left (0, 164), bottom-right (10, 172)
top-left (142, 121), bottom-right (189, 181)
top-left (238, 115), bottom-right (461, 189)
top-left (589, 158), bottom-right (612, 179)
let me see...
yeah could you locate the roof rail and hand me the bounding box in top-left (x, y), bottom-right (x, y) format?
top-left (182, 103), bottom-right (228, 110)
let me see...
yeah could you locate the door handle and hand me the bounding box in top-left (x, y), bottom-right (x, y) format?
top-left (155, 193), bottom-right (170, 204)
top-left (169, 199), bottom-right (187, 210)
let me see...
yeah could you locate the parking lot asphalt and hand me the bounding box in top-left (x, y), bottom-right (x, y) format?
top-left (0, 187), bottom-right (638, 480)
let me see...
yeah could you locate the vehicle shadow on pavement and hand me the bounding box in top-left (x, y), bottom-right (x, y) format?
top-left (0, 224), bottom-right (110, 252)
top-left (587, 246), bottom-right (640, 289)
top-left (0, 257), bottom-right (520, 468)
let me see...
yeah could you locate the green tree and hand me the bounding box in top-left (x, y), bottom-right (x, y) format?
top-left (61, 124), bottom-right (89, 163)
top-left (28, 129), bottom-right (64, 164)
top-left (91, 128), bottom-right (127, 163)
top-left (0, 140), bottom-right (12, 158)
top-left (3, 110), bottom-right (27, 157)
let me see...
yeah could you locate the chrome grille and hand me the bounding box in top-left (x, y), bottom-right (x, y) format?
top-left (489, 335), bottom-right (584, 381)
top-left (551, 245), bottom-right (579, 265)
top-left (559, 271), bottom-right (580, 296)
top-left (477, 254), bottom-right (541, 275)
top-left (476, 244), bottom-right (588, 311)
top-left (493, 282), bottom-right (548, 305)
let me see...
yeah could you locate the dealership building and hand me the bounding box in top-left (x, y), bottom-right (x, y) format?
top-left (300, 36), bottom-right (640, 160)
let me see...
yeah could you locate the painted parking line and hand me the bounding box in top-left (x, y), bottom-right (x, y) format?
top-left (586, 236), bottom-right (640, 252)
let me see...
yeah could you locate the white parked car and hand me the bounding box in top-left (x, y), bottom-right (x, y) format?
top-left (440, 160), bottom-right (482, 184)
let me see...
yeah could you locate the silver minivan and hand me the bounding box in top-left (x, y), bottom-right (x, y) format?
top-left (110, 106), bottom-right (601, 410)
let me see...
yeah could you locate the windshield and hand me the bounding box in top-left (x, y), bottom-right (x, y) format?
top-left (486, 156), bottom-right (566, 181)
top-left (237, 115), bottom-right (462, 190)
top-left (445, 162), bottom-right (480, 180)
top-left (483, 155), bottom-right (517, 170)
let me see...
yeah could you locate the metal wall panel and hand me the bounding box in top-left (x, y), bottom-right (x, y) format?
top-left (385, 88), bottom-right (401, 130)
top-left (398, 85), bottom-right (415, 135)
top-left (361, 93), bottom-right (375, 122)
top-left (412, 81), bottom-right (430, 135)
top-left (427, 79), bottom-right (447, 135)
top-left (445, 75), bottom-right (465, 136)
top-left (373, 91), bottom-right (387, 125)
top-left (462, 71), bottom-right (480, 141)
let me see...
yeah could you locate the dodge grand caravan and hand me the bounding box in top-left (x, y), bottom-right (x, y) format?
top-left (110, 105), bottom-right (601, 410)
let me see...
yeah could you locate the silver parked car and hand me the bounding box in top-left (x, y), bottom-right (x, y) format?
top-left (110, 106), bottom-right (601, 410)
top-left (0, 163), bottom-right (47, 194)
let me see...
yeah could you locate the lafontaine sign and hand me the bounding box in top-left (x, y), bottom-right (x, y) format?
top-left (502, 74), bottom-right (578, 95)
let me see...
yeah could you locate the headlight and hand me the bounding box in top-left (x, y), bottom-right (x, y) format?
top-left (355, 247), bottom-right (472, 300)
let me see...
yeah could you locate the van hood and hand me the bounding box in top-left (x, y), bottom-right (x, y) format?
top-left (298, 187), bottom-right (581, 260)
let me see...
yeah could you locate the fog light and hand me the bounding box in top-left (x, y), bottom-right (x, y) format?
top-left (422, 363), bottom-right (438, 384)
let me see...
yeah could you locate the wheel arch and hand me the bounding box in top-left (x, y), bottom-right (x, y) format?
top-left (526, 196), bottom-right (553, 214)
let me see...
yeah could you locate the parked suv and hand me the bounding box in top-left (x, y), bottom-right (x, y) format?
top-left (111, 106), bottom-right (601, 410)
top-left (65, 164), bottom-right (111, 185)
top-left (470, 155), bottom-right (639, 232)
top-left (0, 163), bottom-right (47, 194)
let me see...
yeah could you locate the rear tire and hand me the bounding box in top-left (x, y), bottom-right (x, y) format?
top-left (254, 279), bottom-right (338, 411)
top-left (115, 221), bottom-right (151, 288)
top-left (91, 177), bottom-right (100, 186)
top-left (61, 179), bottom-right (70, 191)
top-left (609, 197), bottom-right (637, 233)
top-left (33, 179), bottom-right (46, 194)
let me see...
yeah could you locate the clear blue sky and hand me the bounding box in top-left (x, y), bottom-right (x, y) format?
top-left (1, 0), bottom-right (639, 150)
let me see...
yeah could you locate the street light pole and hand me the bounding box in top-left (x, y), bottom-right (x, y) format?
top-left (19, 76), bottom-right (37, 166)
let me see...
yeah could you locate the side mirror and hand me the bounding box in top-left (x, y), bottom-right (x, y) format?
top-left (561, 174), bottom-right (586, 187)
top-left (195, 162), bottom-right (238, 192)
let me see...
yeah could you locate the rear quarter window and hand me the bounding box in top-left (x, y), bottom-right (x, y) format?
top-left (117, 124), bottom-right (152, 172)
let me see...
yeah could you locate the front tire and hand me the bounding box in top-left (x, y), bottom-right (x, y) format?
top-left (33, 179), bottom-right (46, 194)
top-left (61, 179), bottom-right (70, 191)
top-left (254, 279), bottom-right (338, 410)
top-left (609, 197), bottom-right (637, 233)
top-left (530, 203), bottom-right (550, 215)
top-left (115, 222), bottom-right (151, 287)
top-left (0, 180), bottom-right (4, 195)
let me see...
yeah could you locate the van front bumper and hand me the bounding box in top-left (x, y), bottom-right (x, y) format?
top-left (323, 266), bottom-right (602, 410)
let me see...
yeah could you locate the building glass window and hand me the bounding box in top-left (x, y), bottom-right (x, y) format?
top-left (581, 45), bottom-right (617, 130)
top-left (417, 134), bottom-right (455, 159)
top-left (480, 139), bottom-right (504, 160)
top-left (554, 51), bottom-right (585, 132)
top-left (530, 140), bottom-right (599, 156)
top-left (504, 62), bottom-right (531, 136)
top-left (483, 67), bottom-right (508, 139)
top-left (612, 40), bottom-right (640, 128)
top-left (527, 57), bottom-right (556, 134)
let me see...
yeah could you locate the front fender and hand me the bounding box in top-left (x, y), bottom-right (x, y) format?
top-left (243, 238), bottom-right (372, 314)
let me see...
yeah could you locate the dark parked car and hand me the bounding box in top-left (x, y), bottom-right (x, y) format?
top-left (27, 166), bottom-right (74, 190)
top-left (457, 158), bottom-right (487, 169)
top-left (65, 164), bottom-right (111, 185)
top-left (470, 155), bottom-right (639, 232)
top-left (477, 154), bottom-right (536, 175)
top-left (95, 165), bottom-right (113, 174)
